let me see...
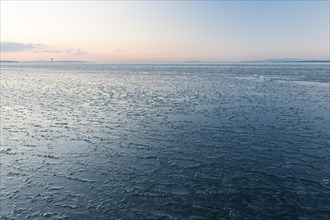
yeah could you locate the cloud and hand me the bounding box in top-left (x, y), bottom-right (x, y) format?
top-left (34, 49), bottom-right (63, 54)
top-left (64, 49), bottom-right (88, 55)
top-left (1, 41), bottom-right (88, 56)
top-left (1, 42), bottom-right (47, 52)
top-left (34, 49), bottom-right (88, 55)
top-left (73, 49), bottom-right (88, 55)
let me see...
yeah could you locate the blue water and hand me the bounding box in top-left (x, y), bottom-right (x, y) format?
top-left (1, 63), bottom-right (329, 219)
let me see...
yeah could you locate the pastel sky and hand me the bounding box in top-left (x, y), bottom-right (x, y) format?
top-left (1, 1), bottom-right (329, 63)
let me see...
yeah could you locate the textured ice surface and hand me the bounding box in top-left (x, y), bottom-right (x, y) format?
top-left (1, 63), bottom-right (329, 219)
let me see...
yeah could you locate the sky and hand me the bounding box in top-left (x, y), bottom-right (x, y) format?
top-left (1, 1), bottom-right (329, 63)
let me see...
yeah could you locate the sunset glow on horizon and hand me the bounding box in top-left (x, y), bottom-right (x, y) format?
top-left (1, 1), bottom-right (329, 63)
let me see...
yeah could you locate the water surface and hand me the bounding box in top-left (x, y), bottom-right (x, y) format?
top-left (1, 63), bottom-right (329, 219)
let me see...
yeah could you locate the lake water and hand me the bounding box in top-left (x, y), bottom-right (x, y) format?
top-left (1, 63), bottom-right (329, 219)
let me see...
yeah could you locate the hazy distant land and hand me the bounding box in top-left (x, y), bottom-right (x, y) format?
top-left (1, 59), bottom-right (329, 64)
top-left (0, 60), bottom-right (89, 63)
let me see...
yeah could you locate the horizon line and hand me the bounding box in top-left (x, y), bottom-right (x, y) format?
top-left (1, 58), bottom-right (330, 64)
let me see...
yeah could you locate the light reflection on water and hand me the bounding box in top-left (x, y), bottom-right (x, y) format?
top-left (1, 63), bottom-right (329, 219)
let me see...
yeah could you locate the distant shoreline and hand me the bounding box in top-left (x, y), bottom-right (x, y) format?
top-left (0, 60), bottom-right (90, 63)
top-left (240, 60), bottom-right (330, 63)
top-left (1, 60), bottom-right (329, 64)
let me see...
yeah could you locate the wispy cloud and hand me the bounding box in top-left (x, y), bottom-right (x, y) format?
top-left (64, 49), bottom-right (89, 55)
top-left (34, 48), bottom-right (89, 55)
top-left (1, 41), bottom-right (88, 56)
top-left (33, 49), bottom-right (63, 54)
top-left (1, 42), bottom-right (47, 52)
